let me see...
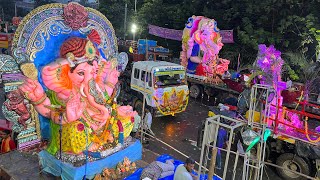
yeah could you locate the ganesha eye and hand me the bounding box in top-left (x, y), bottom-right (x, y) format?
top-left (77, 72), bottom-right (85, 76)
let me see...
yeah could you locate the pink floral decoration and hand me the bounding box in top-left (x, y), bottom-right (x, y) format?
top-left (216, 59), bottom-right (230, 75)
top-left (256, 44), bottom-right (283, 72)
top-left (63, 2), bottom-right (88, 30)
top-left (256, 44), bottom-right (283, 85)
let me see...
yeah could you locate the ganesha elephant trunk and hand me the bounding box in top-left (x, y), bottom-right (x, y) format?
top-left (83, 79), bottom-right (110, 122)
top-left (206, 38), bottom-right (221, 55)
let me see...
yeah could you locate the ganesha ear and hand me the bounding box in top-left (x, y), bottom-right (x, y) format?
top-left (41, 59), bottom-right (72, 99)
top-left (210, 32), bottom-right (218, 42)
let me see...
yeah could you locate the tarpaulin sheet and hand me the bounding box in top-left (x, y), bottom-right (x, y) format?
top-left (148, 24), bottom-right (234, 43)
top-left (125, 154), bottom-right (221, 180)
top-left (39, 140), bottom-right (142, 180)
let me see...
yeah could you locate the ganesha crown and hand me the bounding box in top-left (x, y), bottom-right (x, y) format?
top-left (65, 40), bottom-right (98, 67)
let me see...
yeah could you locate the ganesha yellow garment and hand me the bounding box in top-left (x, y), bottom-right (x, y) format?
top-left (57, 121), bottom-right (92, 154)
top-left (112, 116), bottom-right (134, 139)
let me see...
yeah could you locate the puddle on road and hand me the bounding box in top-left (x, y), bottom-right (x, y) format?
top-left (183, 139), bottom-right (198, 147)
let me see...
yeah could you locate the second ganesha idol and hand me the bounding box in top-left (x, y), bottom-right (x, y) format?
top-left (16, 2), bottom-right (136, 161)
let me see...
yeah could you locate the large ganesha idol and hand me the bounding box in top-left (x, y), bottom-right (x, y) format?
top-left (20, 37), bottom-right (136, 155)
top-left (181, 16), bottom-right (229, 83)
top-left (12, 2), bottom-right (136, 161)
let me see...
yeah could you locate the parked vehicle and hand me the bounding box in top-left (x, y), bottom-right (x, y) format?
top-left (119, 39), bottom-right (172, 62)
top-left (118, 61), bottom-right (189, 117)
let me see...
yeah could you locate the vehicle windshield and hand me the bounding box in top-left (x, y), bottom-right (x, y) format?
top-left (155, 73), bottom-right (186, 88)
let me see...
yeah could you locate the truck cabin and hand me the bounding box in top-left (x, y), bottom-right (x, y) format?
top-left (131, 61), bottom-right (186, 90)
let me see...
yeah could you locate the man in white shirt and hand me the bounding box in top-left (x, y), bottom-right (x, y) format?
top-left (174, 157), bottom-right (196, 180)
top-left (132, 114), bottom-right (141, 133)
top-left (144, 109), bottom-right (152, 129)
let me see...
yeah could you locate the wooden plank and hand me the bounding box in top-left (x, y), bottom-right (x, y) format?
top-left (208, 148), bottom-right (217, 179)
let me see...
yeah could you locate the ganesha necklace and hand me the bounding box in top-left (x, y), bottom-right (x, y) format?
top-left (83, 109), bottom-right (101, 126)
top-left (89, 79), bottom-right (106, 106)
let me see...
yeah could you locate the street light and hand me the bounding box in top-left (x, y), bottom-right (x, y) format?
top-left (134, 0), bottom-right (137, 12)
top-left (131, 23), bottom-right (138, 41)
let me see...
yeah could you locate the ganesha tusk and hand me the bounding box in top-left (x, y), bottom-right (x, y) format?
top-left (80, 84), bottom-right (87, 97)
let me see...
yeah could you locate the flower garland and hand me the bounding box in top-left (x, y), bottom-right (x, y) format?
top-left (153, 95), bottom-right (189, 116)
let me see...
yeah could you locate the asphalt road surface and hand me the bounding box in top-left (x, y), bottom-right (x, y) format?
top-left (144, 98), bottom-right (283, 180)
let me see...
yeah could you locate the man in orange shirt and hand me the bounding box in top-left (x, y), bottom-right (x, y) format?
top-left (0, 130), bottom-right (16, 154)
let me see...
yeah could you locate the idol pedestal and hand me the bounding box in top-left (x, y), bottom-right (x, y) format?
top-left (39, 140), bottom-right (142, 180)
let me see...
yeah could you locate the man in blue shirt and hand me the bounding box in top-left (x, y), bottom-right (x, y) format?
top-left (187, 43), bottom-right (202, 74)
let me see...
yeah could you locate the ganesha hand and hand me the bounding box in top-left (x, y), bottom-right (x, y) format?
top-left (190, 56), bottom-right (203, 64)
top-left (96, 61), bottom-right (111, 82)
top-left (105, 70), bottom-right (120, 88)
top-left (66, 93), bottom-right (86, 122)
top-left (19, 78), bottom-right (46, 102)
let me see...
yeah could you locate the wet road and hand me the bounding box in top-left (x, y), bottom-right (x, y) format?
top-left (145, 98), bottom-right (282, 180)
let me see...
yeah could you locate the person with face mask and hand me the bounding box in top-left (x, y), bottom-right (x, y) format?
top-left (174, 157), bottom-right (196, 180)
top-left (0, 129), bottom-right (16, 154)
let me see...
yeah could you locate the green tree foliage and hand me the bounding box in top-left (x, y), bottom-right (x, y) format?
top-left (309, 27), bottom-right (320, 59)
top-left (99, 0), bottom-right (320, 68)
top-left (132, 0), bottom-right (191, 56)
top-left (203, 0), bottom-right (320, 66)
top-left (99, 0), bottom-right (135, 39)
top-left (283, 52), bottom-right (320, 94)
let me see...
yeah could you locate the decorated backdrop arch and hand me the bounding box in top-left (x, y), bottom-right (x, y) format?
top-left (12, 3), bottom-right (118, 67)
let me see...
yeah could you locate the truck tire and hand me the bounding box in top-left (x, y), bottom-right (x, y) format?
top-left (190, 84), bottom-right (202, 99)
top-left (276, 153), bottom-right (310, 180)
